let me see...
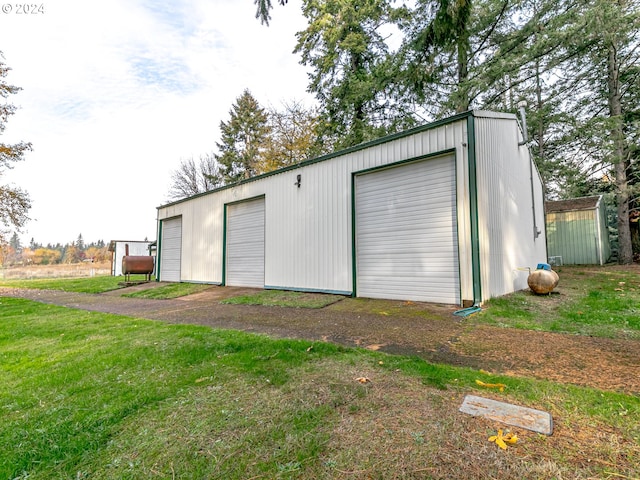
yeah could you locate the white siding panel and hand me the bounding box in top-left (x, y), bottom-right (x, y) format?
top-left (355, 155), bottom-right (460, 303)
top-left (226, 197), bottom-right (265, 287)
top-left (157, 117), bottom-right (471, 300)
top-left (474, 113), bottom-right (547, 300)
top-left (160, 217), bottom-right (182, 282)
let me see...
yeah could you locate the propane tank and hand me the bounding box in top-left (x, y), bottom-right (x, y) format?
top-left (527, 263), bottom-right (559, 295)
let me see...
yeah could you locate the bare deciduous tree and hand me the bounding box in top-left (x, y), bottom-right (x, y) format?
top-left (168, 153), bottom-right (223, 201)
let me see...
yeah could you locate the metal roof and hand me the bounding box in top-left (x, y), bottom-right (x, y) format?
top-left (545, 195), bottom-right (602, 214)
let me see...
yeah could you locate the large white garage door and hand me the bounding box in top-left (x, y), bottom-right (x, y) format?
top-left (160, 216), bottom-right (182, 282)
top-left (226, 197), bottom-right (265, 287)
top-left (355, 155), bottom-right (460, 304)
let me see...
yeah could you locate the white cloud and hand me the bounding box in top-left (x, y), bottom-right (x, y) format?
top-left (0, 0), bottom-right (313, 245)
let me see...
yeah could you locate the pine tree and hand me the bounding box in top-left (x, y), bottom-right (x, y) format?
top-left (9, 231), bottom-right (21, 252)
top-left (550, 0), bottom-right (640, 263)
top-left (254, 0), bottom-right (288, 26)
top-left (76, 233), bottom-right (85, 251)
top-left (295, 0), bottom-right (414, 149)
top-left (215, 90), bottom-right (271, 184)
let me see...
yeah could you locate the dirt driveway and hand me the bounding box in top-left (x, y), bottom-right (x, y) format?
top-left (3, 285), bottom-right (639, 395)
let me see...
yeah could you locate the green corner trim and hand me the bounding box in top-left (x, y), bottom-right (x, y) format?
top-left (156, 220), bottom-right (163, 282)
top-left (466, 114), bottom-right (482, 304)
top-left (221, 204), bottom-right (227, 286)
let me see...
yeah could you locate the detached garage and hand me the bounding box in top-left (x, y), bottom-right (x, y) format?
top-left (156, 110), bottom-right (547, 306)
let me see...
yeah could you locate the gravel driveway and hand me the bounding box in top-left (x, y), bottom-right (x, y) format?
top-left (3, 285), bottom-right (639, 395)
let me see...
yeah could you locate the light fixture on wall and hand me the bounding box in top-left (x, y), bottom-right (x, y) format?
top-left (294, 173), bottom-right (302, 188)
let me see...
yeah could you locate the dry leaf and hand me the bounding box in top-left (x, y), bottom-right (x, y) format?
top-left (475, 379), bottom-right (506, 391)
top-left (488, 429), bottom-right (517, 449)
top-left (306, 346), bottom-right (314, 352)
top-left (356, 377), bottom-right (371, 384)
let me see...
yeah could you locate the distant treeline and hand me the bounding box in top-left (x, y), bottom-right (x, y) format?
top-left (1, 233), bottom-right (110, 266)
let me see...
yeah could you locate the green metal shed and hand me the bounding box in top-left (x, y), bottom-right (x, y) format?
top-left (545, 195), bottom-right (611, 265)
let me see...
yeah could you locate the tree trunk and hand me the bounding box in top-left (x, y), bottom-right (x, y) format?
top-left (607, 41), bottom-right (633, 264)
top-left (456, 35), bottom-right (470, 113)
top-left (535, 59), bottom-right (545, 163)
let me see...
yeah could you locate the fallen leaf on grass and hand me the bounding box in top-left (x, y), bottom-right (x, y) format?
top-left (488, 429), bottom-right (518, 450)
top-left (355, 377), bottom-right (371, 384)
top-left (475, 379), bottom-right (506, 392)
top-left (365, 344), bottom-right (386, 351)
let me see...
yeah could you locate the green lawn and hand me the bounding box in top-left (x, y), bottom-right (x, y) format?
top-left (1, 297), bottom-right (638, 479)
top-left (220, 289), bottom-right (345, 308)
top-left (0, 275), bottom-right (153, 294)
top-left (476, 266), bottom-right (640, 339)
top-left (122, 282), bottom-right (213, 299)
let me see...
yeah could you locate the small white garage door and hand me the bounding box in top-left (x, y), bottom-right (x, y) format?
top-left (355, 155), bottom-right (460, 304)
top-left (160, 216), bottom-right (182, 282)
top-left (226, 197), bottom-right (265, 287)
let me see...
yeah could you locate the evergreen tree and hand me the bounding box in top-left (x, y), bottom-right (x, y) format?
top-left (295, 0), bottom-right (414, 149)
top-left (76, 233), bottom-right (85, 251)
top-left (254, 0), bottom-right (288, 25)
top-left (215, 90), bottom-right (271, 183)
top-left (9, 231), bottom-right (20, 252)
top-left (549, 0), bottom-right (640, 263)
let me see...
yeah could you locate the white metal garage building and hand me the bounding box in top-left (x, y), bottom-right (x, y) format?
top-left (156, 110), bottom-right (547, 306)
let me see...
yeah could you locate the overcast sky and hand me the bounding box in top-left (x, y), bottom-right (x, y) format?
top-left (0, 0), bottom-right (313, 246)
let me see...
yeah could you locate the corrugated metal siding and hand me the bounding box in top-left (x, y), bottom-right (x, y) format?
top-left (157, 119), bottom-right (471, 300)
top-left (547, 210), bottom-right (600, 264)
top-left (159, 217), bottom-right (182, 282)
top-left (355, 155), bottom-right (460, 303)
top-left (226, 197), bottom-right (265, 287)
top-left (474, 113), bottom-right (547, 300)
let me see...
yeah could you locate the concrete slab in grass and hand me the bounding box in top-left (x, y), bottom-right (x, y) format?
top-left (460, 395), bottom-right (553, 435)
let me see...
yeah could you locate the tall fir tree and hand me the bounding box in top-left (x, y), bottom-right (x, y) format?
top-left (215, 90), bottom-right (271, 184)
top-left (295, 0), bottom-right (415, 149)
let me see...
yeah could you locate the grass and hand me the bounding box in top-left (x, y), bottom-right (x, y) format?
top-left (1, 297), bottom-right (639, 479)
top-left (221, 289), bottom-right (345, 308)
top-left (122, 282), bottom-right (213, 299)
top-left (476, 265), bottom-right (640, 339)
top-left (0, 275), bottom-right (153, 294)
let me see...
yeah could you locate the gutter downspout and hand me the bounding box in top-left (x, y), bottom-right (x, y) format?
top-left (518, 102), bottom-right (542, 241)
